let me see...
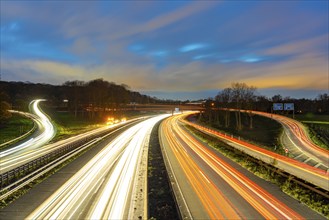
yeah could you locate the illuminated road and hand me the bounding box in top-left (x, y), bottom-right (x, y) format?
top-left (160, 113), bottom-right (325, 219)
top-left (0, 99), bottom-right (55, 158)
top-left (184, 116), bottom-right (329, 191)
top-left (26, 114), bottom-right (169, 220)
top-left (218, 108), bottom-right (329, 170)
top-left (253, 110), bottom-right (329, 170)
top-left (0, 118), bottom-right (133, 174)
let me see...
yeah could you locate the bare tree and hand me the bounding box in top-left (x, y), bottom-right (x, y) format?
top-left (87, 79), bottom-right (109, 119)
top-left (271, 94), bottom-right (283, 102)
top-left (244, 86), bottom-right (257, 129)
top-left (0, 91), bottom-right (11, 124)
top-left (316, 93), bottom-right (329, 113)
top-left (230, 82), bottom-right (257, 130)
top-left (215, 88), bottom-right (232, 127)
top-left (63, 80), bottom-right (85, 118)
top-left (231, 82), bottom-right (247, 130)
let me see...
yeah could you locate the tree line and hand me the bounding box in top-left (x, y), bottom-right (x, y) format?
top-left (0, 79), bottom-right (162, 123)
top-left (201, 82), bottom-right (329, 131)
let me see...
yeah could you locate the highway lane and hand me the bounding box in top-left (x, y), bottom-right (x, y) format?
top-left (0, 99), bottom-right (55, 158)
top-left (0, 118), bottom-right (134, 174)
top-left (26, 114), bottom-right (169, 220)
top-left (184, 117), bottom-right (329, 191)
top-left (160, 113), bottom-right (325, 219)
top-left (0, 118), bottom-right (140, 219)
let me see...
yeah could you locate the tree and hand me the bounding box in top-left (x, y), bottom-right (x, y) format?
top-left (244, 86), bottom-right (257, 129)
top-left (63, 80), bottom-right (85, 118)
top-left (271, 94), bottom-right (283, 103)
top-left (316, 93), bottom-right (329, 113)
top-left (215, 88), bottom-right (232, 127)
top-left (218, 82), bottom-right (257, 130)
top-left (87, 79), bottom-right (110, 119)
top-left (0, 92), bottom-right (12, 124)
top-left (231, 82), bottom-right (248, 130)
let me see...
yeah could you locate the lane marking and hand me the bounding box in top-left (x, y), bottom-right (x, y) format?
top-left (199, 170), bottom-right (210, 184)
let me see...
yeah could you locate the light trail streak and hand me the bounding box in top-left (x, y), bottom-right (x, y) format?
top-left (183, 117), bottom-right (329, 191)
top-left (224, 108), bottom-right (329, 168)
top-left (0, 99), bottom-right (55, 158)
top-left (160, 113), bottom-right (305, 219)
top-left (0, 117), bottom-right (137, 174)
top-left (27, 114), bottom-right (169, 220)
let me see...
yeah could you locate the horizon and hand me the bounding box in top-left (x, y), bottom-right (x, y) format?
top-left (1, 1), bottom-right (328, 100)
top-left (1, 79), bottom-right (326, 101)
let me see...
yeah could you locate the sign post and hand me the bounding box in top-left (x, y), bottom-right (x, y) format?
top-left (284, 103), bottom-right (295, 119)
top-left (273, 103), bottom-right (283, 111)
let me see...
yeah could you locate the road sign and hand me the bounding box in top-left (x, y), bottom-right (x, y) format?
top-left (273, 103), bottom-right (283, 111)
top-left (284, 103), bottom-right (294, 111)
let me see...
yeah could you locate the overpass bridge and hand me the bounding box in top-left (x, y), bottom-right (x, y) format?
top-left (124, 103), bottom-right (205, 112)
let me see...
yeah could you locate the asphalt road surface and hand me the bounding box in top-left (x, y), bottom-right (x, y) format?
top-left (159, 113), bottom-right (325, 219)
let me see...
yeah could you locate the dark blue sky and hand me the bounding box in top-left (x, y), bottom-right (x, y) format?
top-left (1, 1), bottom-right (328, 100)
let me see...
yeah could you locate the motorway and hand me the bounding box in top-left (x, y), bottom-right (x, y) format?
top-left (0, 122), bottom-right (128, 174)
top-left (0, 99), bottom-right (55, 160)
top-left (26, 114), bottom-right (169, 219)
top-left (218, 108), bottom-right (329, 170)
top-left (159, 113), bottom-right (325, 219)
top-left (184, 117), bottom-right (329, 191)
top-left (253, 110), bottom-right (329, 170)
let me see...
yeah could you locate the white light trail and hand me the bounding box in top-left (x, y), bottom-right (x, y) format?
top-left (27, 114), bottom-right (169, 220)
top-left (0, 99), bottom-right (55, 157)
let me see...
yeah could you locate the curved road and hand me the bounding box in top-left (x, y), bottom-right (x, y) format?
top-left (253, 110), bottom-right (329, 170)
top-left (160, 113), bottom-right (325, 219)
top-left (184, 117), bottom-right (329, 191)
top-left (0, 99), bottom-right (55, 158)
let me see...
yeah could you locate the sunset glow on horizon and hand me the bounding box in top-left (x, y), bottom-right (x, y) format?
top-left (1, 1), bottom-right (328, 100)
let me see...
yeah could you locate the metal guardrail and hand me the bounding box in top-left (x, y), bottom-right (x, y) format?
top-left (0, 123), bottom-right (130, 190)
top-left (184, 120), bottom-right (329, 198)
top-left (0, 139), bottom-right (100, 201)
top-left (0, 117), bottom-right (146, 202)
top-left (0, 111), bottom-right (37, 148)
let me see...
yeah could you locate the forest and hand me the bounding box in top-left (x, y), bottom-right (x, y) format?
top-left (0, 79), bottom-right (161, 123)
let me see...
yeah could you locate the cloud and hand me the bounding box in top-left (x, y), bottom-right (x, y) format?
top-left (239, 55), bottom-right (263, 63)
top-left (1, 1), bottom-right (327, 100)
top-left (104, 1), bottom-right (218, 41)
top-left (179, 43), bottom-right (208, 52)
top-left (69, 38), bottom-right (96, 55)
top-left (261, 34), bottom-right (328, 57)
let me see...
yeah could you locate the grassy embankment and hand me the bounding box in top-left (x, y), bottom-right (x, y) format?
top-left (0, 114), bottom-right (34, 148)
top-left (148, 121), bottom-right (179, 220)
top-left (196, 111), bottom-right (284, 154)
top-left (46, 109), bottom-right (159, 142)
top-left (44, 110), bottom-right (104, 142)
top-left (186, 125), bottom-right (329, 218)
top-left (290, 113), bottom-right (329, 150)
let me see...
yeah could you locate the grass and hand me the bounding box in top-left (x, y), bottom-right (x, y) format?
top-left (148, 120), bottom-right (179, 220)
top-left (293, 113), bottom-right (329, 122)
top-left (197, 111), bottom-right (283, 153)
top-left (44, 108), bottom-right (157, 142)
top-left (186, 125), bottom-right (329, 218)
top-left (289, 113), bottom-right (329, 150)
top-left (0, 114), bottom-right (34, 146)
top-left (42, 109), bottom-right (106, 142)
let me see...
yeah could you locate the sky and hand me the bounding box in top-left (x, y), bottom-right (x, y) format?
top-left (1, 1), bottom-right (328, 100)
